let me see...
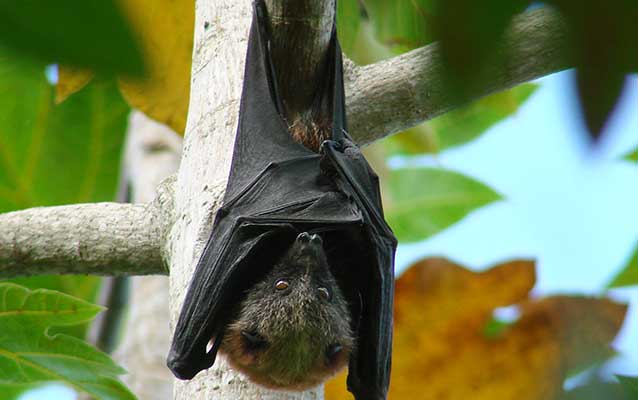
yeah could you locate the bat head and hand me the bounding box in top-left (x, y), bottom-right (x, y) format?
top-left (220, 231), bottom-right (354, 390)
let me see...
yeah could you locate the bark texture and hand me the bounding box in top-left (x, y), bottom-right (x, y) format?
top-left (112, 111), bottom-right (183, 400)
top-left (0, 200), bottom-right (168, 278)
top-left (264, 0), bottom-right (335, 124)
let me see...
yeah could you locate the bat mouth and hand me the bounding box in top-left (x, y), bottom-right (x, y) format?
top-left (241, 329), bottom-right (268, 352)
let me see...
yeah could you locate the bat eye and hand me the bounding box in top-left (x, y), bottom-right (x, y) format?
top-left (326, 343), bottom-right (343, 363)
top-left (275, 279), bottom-right (289, 290)
top-left (318, 287), bottom-right (330, 300)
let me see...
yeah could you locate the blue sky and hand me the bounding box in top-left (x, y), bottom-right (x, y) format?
top-left (22, 71), bottom-right (638, 398)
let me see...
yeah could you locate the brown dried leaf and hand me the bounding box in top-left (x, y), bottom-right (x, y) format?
top-left (55, 66), bottom-right (94, 104)
top-left (117, 0), bottom-right (194, 135)
top-left (325, 258), bottom-right (628, 400)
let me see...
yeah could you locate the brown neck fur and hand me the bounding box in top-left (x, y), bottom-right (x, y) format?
top-left (288, 116), bottom-right (332, 153)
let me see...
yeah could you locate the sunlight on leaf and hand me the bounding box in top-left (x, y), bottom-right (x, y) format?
top-left (365, 0), bottom-right (436, 53)
top-left (622, 146), bottom-right (638, 163)
top-left (0, 52), bottom-right (129, 211)
top-left (117, 0), bottom-right (195, 134)
top-left (54, 0), bottom-right (194, 134)
top-left (0, 50), bottom-right (128, 332)
top-left (336, 0), bottom-right (361, 56)
top-left (384, 168), bottom-right (501, 242)
top-left (607, 244), bottom-right (638, 288)
top-left (385, 84), bottom-right (539, 155)
top-left (325, 258), bottom-right (628, 400)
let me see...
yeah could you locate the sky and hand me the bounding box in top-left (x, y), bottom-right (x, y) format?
top-left (21, 71), bottom-right (638, 399)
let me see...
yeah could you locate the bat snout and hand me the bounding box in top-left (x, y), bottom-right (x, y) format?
top-left (296, 232), bottom-right (323, 246)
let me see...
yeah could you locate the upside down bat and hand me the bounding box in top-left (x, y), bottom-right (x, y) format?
top-left (167, 1), bottom-right (397, 399)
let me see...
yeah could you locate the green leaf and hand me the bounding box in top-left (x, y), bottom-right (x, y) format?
top-left (561, 379), bottom-right (626, 400)
top-left (336, 0), bottom-right (361, 56)
top-left (365, 0), bottom-right (436, 53)
top-left (544, 0), bottom-right (638, 140)
top-left (482, 317), bottom-right (513, 339)
top-left (616, 375), bottom-right (638, 399)
top-left (0, 1), bottom-right (144, 76)
top-left (608, 244), bottom-right (638, 288)
top-left (8, 276), bottom-right (102, 339)
top-left (0, 51), bottom-right (127, 338)
top-left (385, 84), bottom-right (539, 155)
top-left (0, 283), bottom-right (135, 400)
top-left (0, 50), bottom-right (128, 337)
top-left (0, 383), bottom-right (36, 400)
top-left (385, 168), bottom-right (501, 242)
top-left (431, 83), bottom-right (538, 150)
top-left (622, 146), bottom-right (638, 163)
top-left (432, 0), bottom-right (530, 98)
top-left (0, 52), bottom-right (130, 212)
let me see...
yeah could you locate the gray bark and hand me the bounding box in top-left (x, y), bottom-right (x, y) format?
top-left (112, 111), bottom-right (183, 400)
top-left (0, 200), bottom-right (169, 278)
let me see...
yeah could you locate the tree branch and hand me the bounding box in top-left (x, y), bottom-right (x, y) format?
top-left (264, 0), bottom-right (335, 124)
top-left (346, 7), bottom-right (572, 144)
top-left (0, 187), bottom-right (173, 278)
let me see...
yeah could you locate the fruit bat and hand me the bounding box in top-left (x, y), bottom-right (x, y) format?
top-left (167, 1), bottom-right (397, 399)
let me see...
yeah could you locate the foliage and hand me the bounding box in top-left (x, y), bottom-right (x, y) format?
top-left (608, 244), bottom-right (638, 288)
top-left (616, 375), bottom-right (638, 399)
top-left (622, 146), bottom-right (638, 163)
top-left (360, 0), bottom-right (638, 140)
top-left (385, 84), bottom-right (538, 155)
top-left (0, 45), bottom-right (129, 335)
top-left (0, 41), bottom-right (130, 399)
top-left (336, 0), bottom-right (361, 55)
top-left (56, 0), bottom-right (195, 134)
top-left (384, 168), bottom-right (500, 242)
top-left (431, 0), bottom-right (638, 139)
top-left (326, 258), bottom-right (628, 399)
top-left (0, 1), bottom-right (144, 76)
top-left (0, 283), bottom-right (135, 400)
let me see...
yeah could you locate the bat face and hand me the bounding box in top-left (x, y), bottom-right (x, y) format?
top-left (220, 232), bottom-right (354, 390)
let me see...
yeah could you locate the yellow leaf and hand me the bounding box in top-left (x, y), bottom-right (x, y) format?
top-left (325, 258), bottom-right (628, 400)
top-left (117, 0), bottom-right (194, 134)
top-left (55, 66), bottom-right (95, 104)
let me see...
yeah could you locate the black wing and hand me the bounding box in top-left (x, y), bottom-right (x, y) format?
top-left (168, 2), bottom-right (397, 399)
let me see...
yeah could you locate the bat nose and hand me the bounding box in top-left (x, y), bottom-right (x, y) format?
top-left (296, 232), bottom-right (322, 246)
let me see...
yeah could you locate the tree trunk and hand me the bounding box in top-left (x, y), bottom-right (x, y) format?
top-left (112, 111), bottom-right (183, 400)
top-left (168, 0), bottom-right (323, 398)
